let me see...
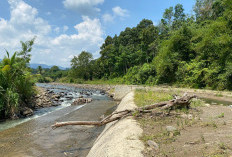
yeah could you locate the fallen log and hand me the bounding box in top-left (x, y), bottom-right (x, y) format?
top-left (52, 93), bottom-right (196, 129)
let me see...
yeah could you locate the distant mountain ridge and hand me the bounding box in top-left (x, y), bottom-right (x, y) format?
top-left (0, 59), bottom-right (67, 70)
top-left (29, 63), bottom-right (67, 70)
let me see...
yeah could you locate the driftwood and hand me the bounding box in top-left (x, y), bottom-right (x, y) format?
top-left (52, 93), bottom-right (196, 129)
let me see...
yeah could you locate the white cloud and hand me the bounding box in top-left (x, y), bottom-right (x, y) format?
top-left (52, 16), bottom-right (103, 46)
top-left (102, 6), bottom-right (129, 23)
top-left (112, 6), bottom-right (129, 17)
top-left (63, 25), bottom-right (69, 32)
top-left (0, 0), bottom-right (104, 67)
top-left (63, 0), bottom-right (104, 16)
top-left (54, 27), bottom-right (60, 34)
top-left (102, 13), bottom-right (114, 23)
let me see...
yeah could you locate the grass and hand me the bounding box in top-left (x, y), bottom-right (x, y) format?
top-left (190, 99), bottom-right (205, 107)
top-left (134, 89), bottom-right (173, 107)
top-left (201, 121), bottom-right (218, 128)
top-left (215, 92), bottom-right (223, 97)
top-left (217, 113), bottom-right (224, 118)
top-left (84, 78), bottom-right (124, 85)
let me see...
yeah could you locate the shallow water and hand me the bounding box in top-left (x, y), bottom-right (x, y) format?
top-left (0, 83), bottom-right (117, 157)
top-left (0, 83), bottom-right (110, 132)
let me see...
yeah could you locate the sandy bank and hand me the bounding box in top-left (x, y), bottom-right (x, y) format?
top-left (87, 92), bottom-right (144, 157)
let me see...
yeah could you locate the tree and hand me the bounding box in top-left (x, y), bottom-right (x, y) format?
top-left (37, 66), bottom-right (43, 74)
top-left (172, 4), bottom-right (185, 30)
top-left (50, 66), bottom-right (60, 73)
top-left (194, 0), bottom-right (214, 21)
top-left (71, 51), bottom-right (93, 80)
top-left (17, 37), bottom-right (36, 69)
top-left (163, 7), bottom-right (174, 29)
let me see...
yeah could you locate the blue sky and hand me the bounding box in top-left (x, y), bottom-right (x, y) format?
top-left (0, 0), bottom-right (195, 67)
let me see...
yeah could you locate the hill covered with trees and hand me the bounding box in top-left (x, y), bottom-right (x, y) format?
top-left (66, 0), bottom-right (232, 90)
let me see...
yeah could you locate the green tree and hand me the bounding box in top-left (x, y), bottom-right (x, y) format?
top-left (163, 7), bottom-right (174, 29)
top-left (17, 37), bottom-right (35, 69)
top-left (37, 66), bottom-right (43, 74)
top-left (172, 4), bottom-right (185, 30)
top-left (71, 51), bottom-right (93, 80)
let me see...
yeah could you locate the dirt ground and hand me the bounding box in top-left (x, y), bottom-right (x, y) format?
top-left (138, 103), bottom-right (232, 157)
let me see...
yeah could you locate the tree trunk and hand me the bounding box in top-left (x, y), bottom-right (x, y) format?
top-left (52, 93), bottom-right (196, 129)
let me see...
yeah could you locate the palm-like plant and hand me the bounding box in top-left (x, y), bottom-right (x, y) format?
top-left (0, 38), bottom-right (35, 119)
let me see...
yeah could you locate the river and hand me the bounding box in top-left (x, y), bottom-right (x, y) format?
top-left (0, 83), bottom-right (118, 157)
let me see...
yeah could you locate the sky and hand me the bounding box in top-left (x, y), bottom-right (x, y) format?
top-left (0, 0), bottom-right (195, 67)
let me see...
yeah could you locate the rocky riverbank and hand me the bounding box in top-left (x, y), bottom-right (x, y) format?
top-left (19, 85), bottom-right (100, 118)
top-left (50, 83), bottom-right (115, 98)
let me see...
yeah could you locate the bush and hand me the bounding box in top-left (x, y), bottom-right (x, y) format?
top-left (0, 39), bottom-right (36, 119)
top-left (123, 63), bottom-right (156, 85)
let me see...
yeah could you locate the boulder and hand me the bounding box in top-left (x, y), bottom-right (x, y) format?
top-left (166, 126), bottom-right (177, 132)
top-left (21, 107), bottom-right (33, 117)
top-left (72, 98), bottom-right (92, 105)
top-left (52, 94), bottom-right (61, 99)
top-left (147, 140), bottom-right (159, 151)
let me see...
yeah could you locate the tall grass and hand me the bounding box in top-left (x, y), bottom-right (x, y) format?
top-left (134, 89), bottom-right (173, 107)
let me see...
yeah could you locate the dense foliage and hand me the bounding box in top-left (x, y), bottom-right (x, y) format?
top-left (0, 39), bottom-right (36, 119)
top-left (68, 0), bottom-right (232, 90)
top-left (32, 65), bottom-right (68, 83)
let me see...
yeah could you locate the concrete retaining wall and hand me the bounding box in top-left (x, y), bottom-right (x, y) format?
top-left (87, 92), bottom-right (144, 157)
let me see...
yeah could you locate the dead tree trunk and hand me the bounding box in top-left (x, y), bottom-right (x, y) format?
top-left (52, 93), bottom-right (196, 129)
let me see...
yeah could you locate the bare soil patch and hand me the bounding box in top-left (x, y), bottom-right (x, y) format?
top-left (134, 89), bottom-right (232, 157)
top-left (138, 104), bottom-right (232, 157)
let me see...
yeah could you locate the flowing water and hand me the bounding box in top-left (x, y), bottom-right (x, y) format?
top-left (0, 83), bottom-right (117, 157)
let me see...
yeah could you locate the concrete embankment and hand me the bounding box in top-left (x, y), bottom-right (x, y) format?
top-left (87, 91), bottom-right (144, 157)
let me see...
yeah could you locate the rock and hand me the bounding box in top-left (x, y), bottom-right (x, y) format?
top-left (65, 96), bottom-right (73, 100)
top-left (166, 126), bottom-right (177, 132)
top-left (35, 95), bottom-right (40, 98)
top-left (100, 91), bottom-right (105, 95)
top-left (21, 107), bottom-right (33, 117)
top-left (85, 93), bottom-right (91, 96)
top-left (11, 113), bottom-right (19, 120)
top-left (54, 98), bottom-right (59, 101)
top-left (48, 90), bottom-right (54, 94)
top-left (147, 140), bottom-right (159, 151)
top-left (52, 102), bottom-right (60, 106)
top-left (109, 93), bottom-right (114, 98)
top-left (181, 114), bottom-right (193, 119)
top-left (52, 94), bottom-right (61, 99)
top-left (100, 115), bottom-right (105, 120)
top-left (72, 98), bottom-right (92, 105)
top-left (37, 99), bottom-right (42, 106)
top-left (205, 103), bottom-right (210, 107)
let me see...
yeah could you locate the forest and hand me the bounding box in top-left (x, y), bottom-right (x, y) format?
top-left (61, 0), bottom-right (231, 90)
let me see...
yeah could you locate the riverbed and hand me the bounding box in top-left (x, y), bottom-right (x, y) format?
top-left (0, 83), bottom-right (118, 157)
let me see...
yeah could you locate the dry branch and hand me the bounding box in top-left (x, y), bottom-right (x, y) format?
top-left (52, 93), bottom-right (196, 129)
